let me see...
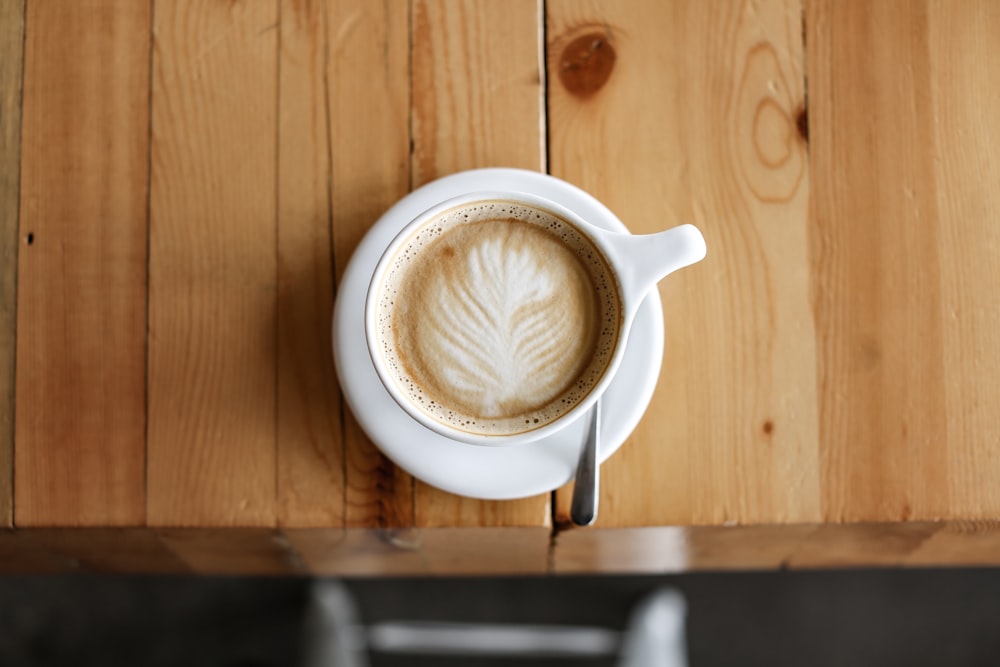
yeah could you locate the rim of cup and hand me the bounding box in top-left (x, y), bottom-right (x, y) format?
top-left (364, 190), bottom-right (632, 447)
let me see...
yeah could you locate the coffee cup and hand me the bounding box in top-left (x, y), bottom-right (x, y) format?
top-left (365, 190), bottom-right (705, 446)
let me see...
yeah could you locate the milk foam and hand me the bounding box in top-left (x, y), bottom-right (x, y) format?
top-left (375, 201), bottom-right (621, 437)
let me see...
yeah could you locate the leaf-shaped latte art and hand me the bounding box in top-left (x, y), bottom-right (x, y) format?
top-left (403, 221), bottom-right (598, 420)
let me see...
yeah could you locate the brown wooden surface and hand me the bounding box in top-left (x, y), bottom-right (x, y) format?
top-left (0, 0), bottom-right (24, 528)
top-left (0, 522), bottom-right (998, 575)
top-left (27, 528), bottom-right (190, 573)
top-left (905, 522), bottom-right (1000, 566)
top-left (410, 0), bottom-right (550, 532)
top-left (16, 0), bottom-right (150, 526)
top-left (548, 0), bottom-right (817, 527)
top-left (0, 530), bottom-right (79, 574)
top-left (156, 528), bottom-right (304, 575)
top-left (287, 528), bottom-right (423, 576)
top-left (554, 525), bottom-right (813, 573)
top-left (326, 0), bottom-right (414, 530)
top-left (275, 0), bottom-right (343, 528)
top-left (809, 0), bottom-right (1000, 521)
top-left (287, 527), bottom-right (551, 575)
top-left (3, 0), bottom-right (1000, 572)
top-left (554, 521), bottom-right (1000, 573)
top-left (929, 2), bottom-right (1000, 520)
top-left (147, 0), bottom-right (278, 527)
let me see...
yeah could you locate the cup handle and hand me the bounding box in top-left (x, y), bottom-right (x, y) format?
top-left (599, 224), bottom-right (707, 308)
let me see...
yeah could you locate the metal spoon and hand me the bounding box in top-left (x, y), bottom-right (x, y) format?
top-left (570, 398), bottom-right (601, 526)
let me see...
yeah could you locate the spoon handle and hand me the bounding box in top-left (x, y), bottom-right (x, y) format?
top-left (570, 399), bottom-right (601, 526)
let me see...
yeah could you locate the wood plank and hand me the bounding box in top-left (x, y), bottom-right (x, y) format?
top-left (806, 0), bottom-right (1000, 521)
top-left (548, 0), bottom-right (817, 526)
top-left (147, 0), bottom-right (278, 526)
top-left (787, 522), bottom-right (940, 568)
top-left (26, 528), bottom-right (190, 573)
top-left (16, 0), bottom-right (150, 526)
top-left (0, 530), bottom-right (80, 574)
top-left (302, 522), bottom-right (1000, 575)
top-left (410, 0), bottom-right (550, 531)
top-left (285, 528), bottom-right (427, 576)
top-left (288, 527), bottom-right (549, 575)
top-left (156, 528), bottom-right (305, 575)
top-left (926, 1), bottom-right (1000, 519)
top-left (809, 0), bottom-right (940, 522)
top-left (686, 525), bottom-right (819, 570)
top-left (325, 0), bottom-right (414, 529)
top-left (282, 528), bottom-right (347, 573)
top-left (0, 0), bottom-right (25, 528)
top-left (553, 527), bottom-right (691, 574)
top-left (555, 523), bottom-right (997, 572)
top-left (906, 521), bottom-right (1000, 566)
top-left (275, 0), bottom-right (343, 527)
top-left (410, 0), bottom-right (545, 186)
top-left (418, 527), bottom-right (550, 574)
top-left (553, 525), bottom-right (818, 574)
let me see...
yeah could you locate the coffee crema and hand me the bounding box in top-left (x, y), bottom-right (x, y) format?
top-left (374, 200), bottom-right (621, 437)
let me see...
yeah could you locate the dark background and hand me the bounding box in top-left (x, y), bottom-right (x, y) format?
top-left (2, 569), bottom-right (1000, 666)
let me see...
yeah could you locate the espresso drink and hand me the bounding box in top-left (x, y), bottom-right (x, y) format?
top-left (374, 200), bottom-right (621, 437)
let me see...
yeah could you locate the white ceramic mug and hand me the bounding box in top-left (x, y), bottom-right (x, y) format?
top-left (365, 190), bottom-right (706, 446)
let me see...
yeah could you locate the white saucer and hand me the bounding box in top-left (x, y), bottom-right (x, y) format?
top-left (332, 168), bottom-right (664, 500)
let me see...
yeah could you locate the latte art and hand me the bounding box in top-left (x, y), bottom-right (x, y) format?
top-left (404, 221), bottom-right (596, 418)
top-left (375, 201), bottom-right (621, 436)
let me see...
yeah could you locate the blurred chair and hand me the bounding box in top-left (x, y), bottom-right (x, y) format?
top-left (304, 580), bottom-right (687, 667)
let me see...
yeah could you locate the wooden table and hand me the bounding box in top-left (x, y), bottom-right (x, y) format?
top-left (2, 0), bottom-right (1000, 575)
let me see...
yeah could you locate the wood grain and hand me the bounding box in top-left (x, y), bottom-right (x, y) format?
top-left (287, 527), bottom-right (549, 575)
top-left (325, 0), bottom-right (414, 529)
top-left (148, 0), bottom-right (278, 526)
top-left (553, 527), bottom-right (691, 574)
top-left (410, 0), bottom-right (545, 186)
top-left (548, 0), bottom-right (817, 527)
top-left (418, 527), bottom-right (550, 574)
top-left (686, 524), bottom-right (819, 570)
top-left (286, 528), bottom-right (427, 575)
top-left (555, 522), bottom-right (1000, 572)
top-left (0, 0), bottom-right (24, 528)
top-left (275, 0), bottom-right (343, 527)
top-left (16, 0), bottom-right (150, 526)
top-left (0, 530), bottom-right (79, 574)
top-left (907, 522), bottom-right (1000, 566)
top-left (930, 1), bottom-right (1000, 519)
top-left (156, 528), bottom-right (305, 575)
top-left (26, 528), bottom-right (189, 573)
top-left (808, 0), bottom-right (1000, 521)
top-left (410, 0), bottom-right (550, 531)
top-left (787, 523), bottom-right (939, 568)
top-left (554, 525), bottom-right (817, 573)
